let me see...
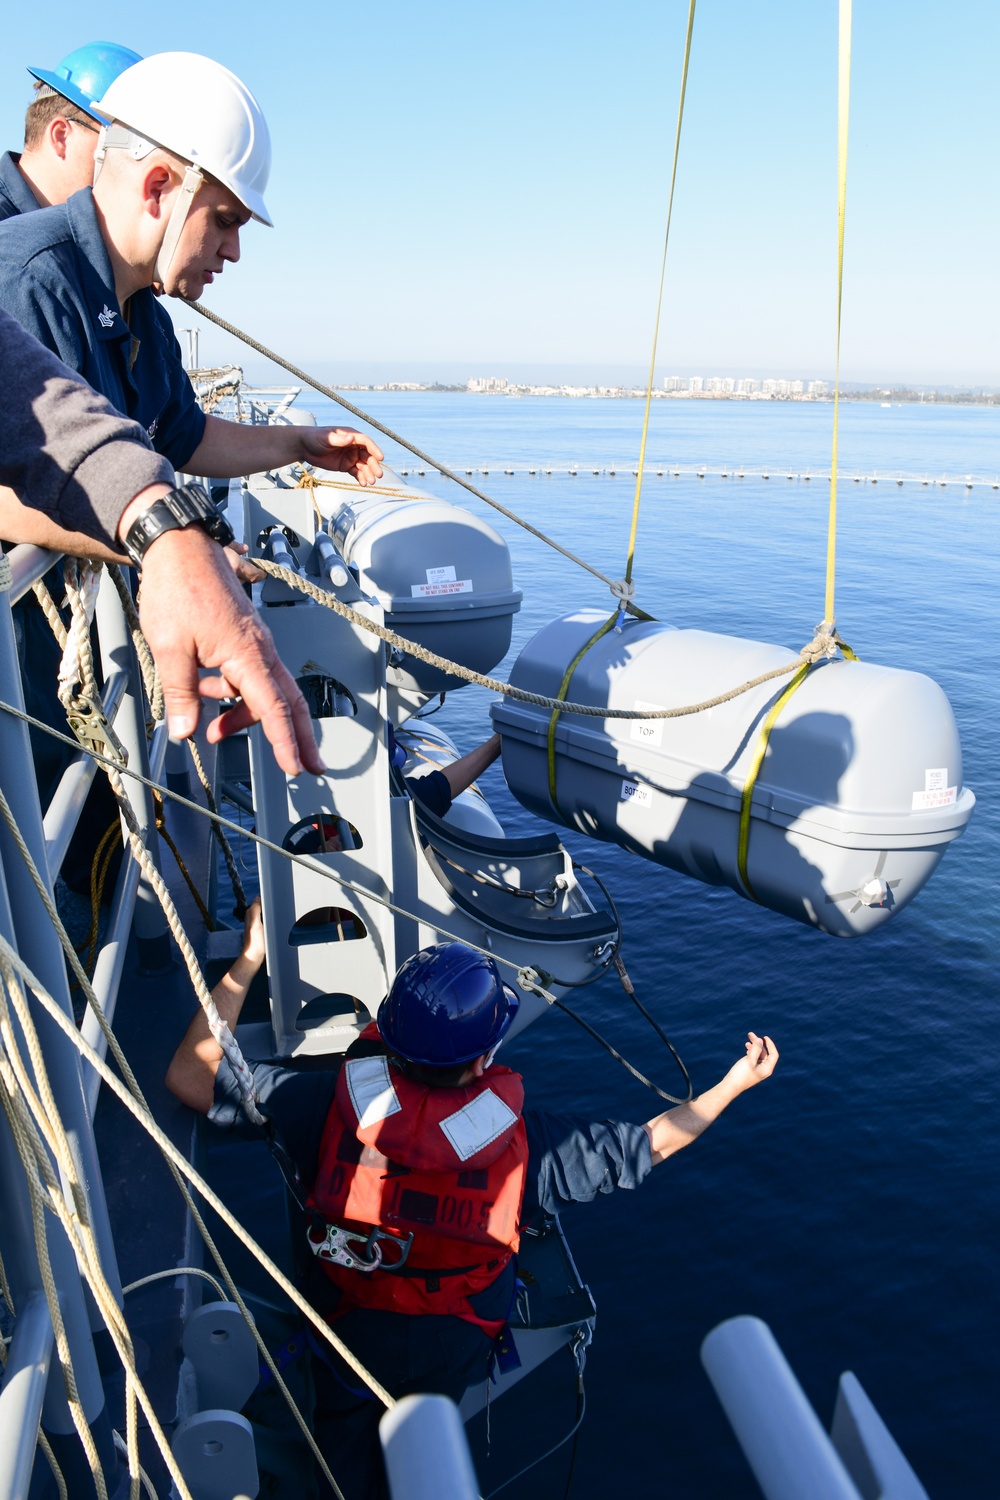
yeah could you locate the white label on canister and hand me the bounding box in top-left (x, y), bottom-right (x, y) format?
top-left (912, 782), bottom-right (958, 810)
top-left (620, 779), bottom-right (652, 808)
top-left (426, 565), bottom-right (457, 584)
top-left (411, 578), bottom-right (473, 597)
top-left (630, 699), bottom-right (666, 747)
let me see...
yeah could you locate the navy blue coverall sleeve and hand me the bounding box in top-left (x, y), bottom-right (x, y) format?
top-left (210, 1060), bottom-right (653, 1207)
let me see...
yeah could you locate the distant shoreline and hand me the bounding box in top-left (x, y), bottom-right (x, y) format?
top-left (331, 384), bottom-right (1000, 407)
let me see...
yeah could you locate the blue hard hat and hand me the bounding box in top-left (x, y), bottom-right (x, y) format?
top-left (28, 42), bottom-right (143, 121)
top-left (378, 943), bottom-right (520, 1067)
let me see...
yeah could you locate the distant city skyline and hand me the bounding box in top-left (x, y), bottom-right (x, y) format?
top-left (8, 3), bottom-right (994, 384)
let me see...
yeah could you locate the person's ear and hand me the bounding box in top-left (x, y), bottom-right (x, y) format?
top-left (141, 164), bottom-right (174, 220)
top-left (49, 118), bottom-right (72, 161)
top-left (469, 1054), bottom-right (488, 1079)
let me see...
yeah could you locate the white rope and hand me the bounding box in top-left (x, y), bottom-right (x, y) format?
top-left (0, 931), bottom-right (397, 1411)
top-left (254, 557), bottom-right (831, 718)
top-left (0, 779), bottom-right (348, 1498)
top-left (122, 1267), bottom-right (227, 1301)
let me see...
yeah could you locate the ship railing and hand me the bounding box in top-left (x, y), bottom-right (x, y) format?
top-left (0, 542), bottom-right (170, 1499)
top-left (702, 1316), bottom-right (930, 1499)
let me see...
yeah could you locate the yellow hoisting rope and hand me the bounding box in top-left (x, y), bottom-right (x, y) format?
top-left (546, 0), bottom-right (697, 816)
top-left (736, 0), bottom-right (855, 903)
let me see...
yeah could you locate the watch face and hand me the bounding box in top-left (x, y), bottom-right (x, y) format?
top-left (125, 485), bottom-right (231, 562)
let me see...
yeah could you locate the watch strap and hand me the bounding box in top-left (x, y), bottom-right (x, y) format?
top-left (124, 483), bottom-right (234, 565)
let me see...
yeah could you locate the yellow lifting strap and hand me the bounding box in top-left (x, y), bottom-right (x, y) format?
top-left (547, 0), bottom-right (697, 817)
top-left (737, 0), bottom-right (854, 903)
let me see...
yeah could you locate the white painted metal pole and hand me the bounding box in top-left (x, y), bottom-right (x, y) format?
top-left (380, 1395), bottom-right (480, 1500)
top-left (701, 1316), bottom-right (862, 1500)
top-left (0, 1294), bottom-right (53, 1500)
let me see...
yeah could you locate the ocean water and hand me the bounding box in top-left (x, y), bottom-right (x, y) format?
top-left (298, 394), bottom-right (999, 1496)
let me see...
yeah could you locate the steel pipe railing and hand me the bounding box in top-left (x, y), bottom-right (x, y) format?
top-left (6, 545), bottom-right (61, 606)
top-left (41, 669), bottom-right (128, 878)
top-left (0, 552), bottom-right (175, 1491)
top-left (0, 1295), bottom-right (54, 1500)
top-left (82, 721), bottom-right (169, 1116)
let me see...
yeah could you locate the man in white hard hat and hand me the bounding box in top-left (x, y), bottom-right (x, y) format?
top-left (0, 309), bottom-right (321, 778)
top-left (0, 42), bottom-right (142, 221)
top-left (0, 52), bottom-right (383, 769)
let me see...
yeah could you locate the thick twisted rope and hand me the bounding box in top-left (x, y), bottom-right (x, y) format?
top-left (183, 297), bottom-right (652, 614)
top-left (31, 577), bottom-right (69, 651)
top-left (53, 566), bottom-right (265, 1126)
top-left (0, 946), bottom-right (190, 1500)
top-left (256, 557), bottom-right (846, 718)
top-left (0, 782), bottom-right (350, 1497)
top-left (0, 934), bottom-right (398, 1412)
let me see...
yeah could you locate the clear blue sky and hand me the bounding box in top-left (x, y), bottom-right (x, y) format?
top-left (2, 2), bottom-right (997, 385)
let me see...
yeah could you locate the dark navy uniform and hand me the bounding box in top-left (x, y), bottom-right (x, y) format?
top-left (0, 186), bottom-right (205, 469)
top-left (0, 151), bottom-right (40, 221)
top-left (0, 184), bottom-right (203, 872)
top-left (211, 1052), bottom-right (651, 1500)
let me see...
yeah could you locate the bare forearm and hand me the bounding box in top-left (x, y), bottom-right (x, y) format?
top-left (0, 486), bottom-right (128, 560)
top-left (644, 1035), bottom-right (778, 1166)
top-left (645, 1076), bottom-right (744, 1165)
top-left (184, 414), bottom-right (309, 479)
top-left (442, 734), bottom-right (502, 799)
top-left (166, 951), bottom-right (261, 1112)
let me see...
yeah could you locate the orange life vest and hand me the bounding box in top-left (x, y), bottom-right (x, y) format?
top-left (307, 1029), bottom-right (527, 1336)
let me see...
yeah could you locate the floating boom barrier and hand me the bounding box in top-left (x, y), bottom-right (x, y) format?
top-left (396, 462), bottom-right (1000, 490)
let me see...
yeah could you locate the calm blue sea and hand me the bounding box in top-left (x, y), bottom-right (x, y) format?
top-left (299, 395), bottom-right (999, 1497)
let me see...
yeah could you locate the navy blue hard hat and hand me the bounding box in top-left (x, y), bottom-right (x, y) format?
top-left (28, 42), bottom-right (142, 121)
top-left (378, 943), bottom-right (520, 1066)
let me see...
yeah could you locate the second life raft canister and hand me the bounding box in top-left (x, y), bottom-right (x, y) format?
top-left (491, 610), bottom-right (974, 937)
top-left (326, 473), bottom-right (522, 719)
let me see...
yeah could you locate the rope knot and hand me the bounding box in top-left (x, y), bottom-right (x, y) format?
top-left (799, 619), bottom-right (840, 663)
top-left (609, 578), bottom-right (636, 604)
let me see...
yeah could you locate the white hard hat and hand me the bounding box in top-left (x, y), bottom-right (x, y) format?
top-left (93, 51), bottom-right (272, 226)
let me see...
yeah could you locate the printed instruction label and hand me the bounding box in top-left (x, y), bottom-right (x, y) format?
top-left (912, 768), bottom-right (957, 810)
top-left (630, 699), bottom-right (666, 747)
top-left (620, 779), bottom-right (652, 808)
top-left (411, 578), bottom-right (473, 597)
top-left (426, 565), bottom-right (456, 584)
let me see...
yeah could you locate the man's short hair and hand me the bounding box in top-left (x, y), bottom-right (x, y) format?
top-left (24, 85), bottom-right (95, 150)
top-left (386, 1052), bottom-right (470, 1089)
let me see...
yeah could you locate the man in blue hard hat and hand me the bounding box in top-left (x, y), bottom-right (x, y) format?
top-left (0, 49), bottom-right (383, 782)
top-left (167, 908), bottom-right (779, 1499)
top-left (0, 43), bottom-right (142, 221)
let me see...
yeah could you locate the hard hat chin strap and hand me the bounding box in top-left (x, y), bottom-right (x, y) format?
top-left (154, 164), bottom-right (204, 286)
top-left (93, 125), bottom-right (203, 287)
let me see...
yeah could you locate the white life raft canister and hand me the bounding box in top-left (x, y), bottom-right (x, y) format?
top-left (491, 610), bottom-right (975, 937)
top-left (327, 475), bottom-right (522, 719)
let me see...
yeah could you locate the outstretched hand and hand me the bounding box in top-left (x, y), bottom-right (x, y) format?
top-left (302, 426), bottom-right (384, 486)
top-left (726, 1032), bottom-right (779, 1093)
top-left (137, 526), bottom-right (324, 777)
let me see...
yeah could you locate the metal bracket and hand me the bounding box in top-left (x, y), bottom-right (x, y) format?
top-left (182, 1302), bottom-right (260, 1413)
top-left (172, 1409), bottom-right (259, 1500)
top-left (65, 693), bottom-right (128, 766)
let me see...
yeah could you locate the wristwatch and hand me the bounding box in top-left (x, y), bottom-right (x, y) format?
top-left (123, 482), bottom-right (235, 566)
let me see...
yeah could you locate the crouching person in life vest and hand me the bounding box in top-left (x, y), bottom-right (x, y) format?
top-left (166, 899), bottom-right (779, 1500)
